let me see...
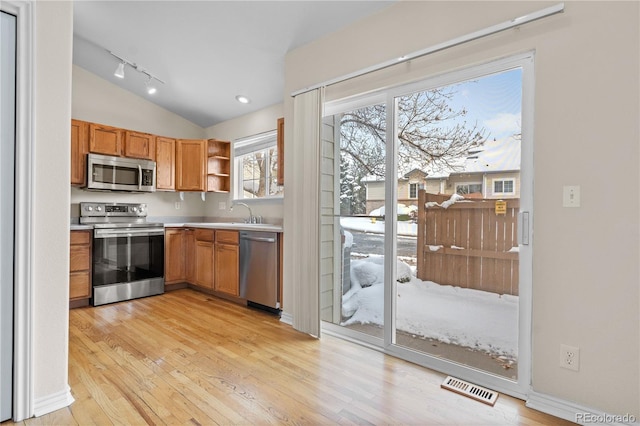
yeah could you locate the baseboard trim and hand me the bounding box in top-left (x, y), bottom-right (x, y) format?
top-left (279, 311), bottom-right (293, 325)
top-left (33, 386), bottom-right (74, 417)
top-left (527, 391), bottom-right (638, 425)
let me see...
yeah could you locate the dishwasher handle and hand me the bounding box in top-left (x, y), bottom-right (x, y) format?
top-left (240, 235), bottom-right (276, 243)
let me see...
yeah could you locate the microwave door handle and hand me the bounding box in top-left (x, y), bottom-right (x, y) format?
top-left (138, 164), bottom-right (142, 190)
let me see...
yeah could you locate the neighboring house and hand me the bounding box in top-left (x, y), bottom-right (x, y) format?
top-left (363, 137), bottom-right (520, 214)
top-left (363, 169), bottom-right (427, 214)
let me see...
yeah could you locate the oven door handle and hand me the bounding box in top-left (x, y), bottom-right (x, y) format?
top-left (94, 228), bottom-right (165, 238)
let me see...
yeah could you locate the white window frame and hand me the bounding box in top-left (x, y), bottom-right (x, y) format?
top-left (233, 130), bottom-right (282, 202)
top-left (408, 182), bottom-right (418, 199)
top-left (455, 182), bottom-right (483, 195)
top-left (493, 178), bottom-right (515, 195)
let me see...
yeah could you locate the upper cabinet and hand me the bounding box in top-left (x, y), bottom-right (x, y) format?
top-left (71, 119), bottom-right (232, 193)
top-left (176, 139), bottom-right (207, 191)
top-left (206, 139), bottom-right (231, 193)
top-left (89, 123), bottom-right (123, 156)
top-left (277, 117), bottom-right (284, 186)
top-left (71, 119), bottom-right (88, 186)
top-left (124, 131), bottom-right (156, 160)
top-left (156, 136), bottom-right (176, 191)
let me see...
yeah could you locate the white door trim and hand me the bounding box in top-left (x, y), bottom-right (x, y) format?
top-left (2, 0), bottom-right (35, 421)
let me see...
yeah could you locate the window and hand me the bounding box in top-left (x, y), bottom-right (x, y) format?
top-left (409, 183), bottom-right (419, 199)
top-left (456, 183), bottom-right (482, 195)
top-left (493, 179), bottom-right (515, 195)
top-left (234, 130), bottom-right (283, 200)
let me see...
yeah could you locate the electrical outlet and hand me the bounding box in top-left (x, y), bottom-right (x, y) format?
top-left (174, 201), bottom-right (181, 210)
top-left (560, 344), bottom-right (580, 371)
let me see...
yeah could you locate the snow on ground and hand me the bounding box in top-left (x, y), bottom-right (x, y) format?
top-left (341, 256), bottom-right (518, 360)
top-left (339, 197), bottom-right (518, 361)
top-left (341, 217), bottom-right (417, 237)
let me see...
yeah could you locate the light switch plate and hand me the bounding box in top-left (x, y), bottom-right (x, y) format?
top-left (219, 201), bottom-right (226, 210)
top-left (563, 185), bottom-right (580, 207)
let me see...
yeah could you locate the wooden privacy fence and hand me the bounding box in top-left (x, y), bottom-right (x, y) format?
top-left (416, 191), bottom-right (519, 295)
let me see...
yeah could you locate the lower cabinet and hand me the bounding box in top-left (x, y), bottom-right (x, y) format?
top-left (185, 228), bottom-right (196, 283)
top-left (164, 227), bottom-right (240, 298)
top-left (194, 229), bottom-right (214, 289)
top-left (69, 230), bottom-right (92, 303)
top-left (164, 228), bottom-right (186, 284)
top-left (214, 230), bottom-right (239, 296)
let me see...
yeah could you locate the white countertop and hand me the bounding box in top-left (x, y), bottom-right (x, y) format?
top-left (165, 222), bottom-right (283, 232)
top-left (70, 224), bottom-right (93, 231)
top-left (71, 222), bottom-right (283, 232)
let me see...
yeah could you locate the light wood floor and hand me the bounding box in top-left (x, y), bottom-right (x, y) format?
top-left (5, 289), bottom-right (573, 425)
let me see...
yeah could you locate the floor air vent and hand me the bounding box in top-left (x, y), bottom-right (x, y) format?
top-left (441, 376), bottom-right (499, 406)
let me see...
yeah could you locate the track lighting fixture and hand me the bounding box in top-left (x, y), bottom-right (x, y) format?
top-left (145, 76), bottom-right (157, 95)
top-left (108, 50), bottom-right (165, 95)
top-left (114, 62), bottom-right (125, 79)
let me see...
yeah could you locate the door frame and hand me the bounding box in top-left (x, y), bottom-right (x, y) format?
top-left (1, 0), bottom-right (35, 421)
top-left (323, 51), bottom-right (535, 400)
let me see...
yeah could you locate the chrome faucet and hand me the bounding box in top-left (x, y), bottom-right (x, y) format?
top-left (231, 202), bottom-right (255, 223)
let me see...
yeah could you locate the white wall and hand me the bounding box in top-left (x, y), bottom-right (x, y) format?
top-left (71, 64), bottom-right (207, 219)
top-left (72, 65), bottom-right (203, 139)
top-left (32, 0), bottom-right (73, 405)
top-left (204, 103), bottom-right (284, 223)
top-left (284, 1), bottom-right (639, 418)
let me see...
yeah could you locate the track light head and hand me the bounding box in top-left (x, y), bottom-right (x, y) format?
top-left (145, 77), bottom-right (157, 95)
top-left (114, 62), bottom-right (125, 79)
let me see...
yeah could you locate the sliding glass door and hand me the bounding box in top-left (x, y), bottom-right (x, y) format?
top-left (321, 54), bottom-right (533, 396)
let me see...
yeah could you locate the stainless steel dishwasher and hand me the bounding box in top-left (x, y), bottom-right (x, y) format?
top-left (239, 231), bottom-right (279, 312)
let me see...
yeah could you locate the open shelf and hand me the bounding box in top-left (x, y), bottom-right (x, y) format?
top-left (207, 139), bottom-right (231, 193)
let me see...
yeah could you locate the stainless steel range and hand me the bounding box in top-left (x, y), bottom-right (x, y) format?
top-left (80, 202), bottom-right (164, 306)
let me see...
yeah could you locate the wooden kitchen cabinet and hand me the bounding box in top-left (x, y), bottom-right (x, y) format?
top-left (176, 139), bottom-right (207, 191)
top-left (156, 136), bottom-right (176, 191)
top-left (164, 228), bottom-right (185, 284)
top-left (214, 230), bottom-right (239, 296)
top-left (89, 123), bottom-right (123, 156)
top-left (185, 228), bottom-right (196, 283)
top-left (207, 139), bottom-right (231, 193)
top-left (194, 229), bottom-right (214, 289)
top-left (276, 117), bottom-right (284, 186)
top-left (71, 119), bottom-right (88, 186)
top-left (124, 130), bottom-right (156, 160)
top-left (69, 230), bottom-right (91, 304)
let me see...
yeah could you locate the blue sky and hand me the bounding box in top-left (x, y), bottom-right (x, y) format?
top-left (447, 67), bottom-right (522, 140)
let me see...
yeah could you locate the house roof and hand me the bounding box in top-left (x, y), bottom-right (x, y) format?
top-left (361, 137), bottom-right (521, 183)
top-left (426, 136), bottom-right (521, 179)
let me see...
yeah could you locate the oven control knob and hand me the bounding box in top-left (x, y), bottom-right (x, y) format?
top-left (131, 207), bottom-right (138, 213)
top-left (96, 206), bottom-right (102, 212)
top-left (85, 205), bottom-right (93, 212)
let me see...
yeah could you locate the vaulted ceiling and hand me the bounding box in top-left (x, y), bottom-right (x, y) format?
top-left (73, 1), bottom-right (394, 128)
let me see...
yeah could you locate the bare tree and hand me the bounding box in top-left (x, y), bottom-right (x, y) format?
top-left (340, 87), bottom-right (486, 178)
top-left (241, 149), bottom-right (282, 198)
top-left (337, 86), bottom-right (487, 214)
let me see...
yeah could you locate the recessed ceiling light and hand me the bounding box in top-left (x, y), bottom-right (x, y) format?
top-left (235, 95), bottom-right (250, 104)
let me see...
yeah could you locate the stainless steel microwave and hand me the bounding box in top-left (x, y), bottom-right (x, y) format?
top-left (86, 153), bottom-right (156, 192)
